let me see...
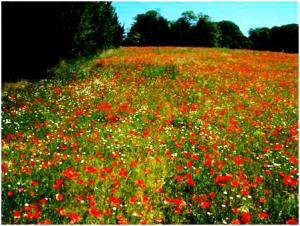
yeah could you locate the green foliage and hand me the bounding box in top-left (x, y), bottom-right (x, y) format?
top-left (124, 9), bottom-right (298, 53)
top-left (218, 20), bottom-right (248, 49)
top-left (73, 2), bottom-right (124, 56)
top-left (124, 10), bottom-right (170, 46)
top-left (141, 64), bottom-right (177, 80)
top-left (192, 14), bottom-right (221, 47)
top-left (249, 27), bottom-right (272, 50)
top-left (249, 24), bottom-right (298, 53)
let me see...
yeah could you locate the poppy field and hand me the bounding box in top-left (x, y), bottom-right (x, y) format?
top-left (1, 47), bottom-right (298, 224)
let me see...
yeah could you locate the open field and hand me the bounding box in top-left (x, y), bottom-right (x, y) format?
top-left (1, 47), bottom-right (298, 224)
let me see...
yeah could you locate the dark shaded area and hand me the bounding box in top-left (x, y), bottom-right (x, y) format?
top-left (123, 10), bottom-right (298, 53)
top-left (2, 2), bottom-right (124, 82)
top-left (2, 2), bottom-right (83, 82)
top-left (249, 24), bottom-right (298, 53)
top-left (218, 20), bottom-right (250, 49)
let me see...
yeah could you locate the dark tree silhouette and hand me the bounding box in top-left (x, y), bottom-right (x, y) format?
top-left (2, 2), bottom-right (124, 82)
top-left (249, 24), bottom-right (298, 53)
top-left (124, 10), bottom-right (170, 46)
top-left (169, 11), bottom-right (198, 46)
top-left (218, 20), bottom-right (249, 49)
top-left (249, 27), bottom-right (272, 51)
top-left (192, 14), bottom-right (221, 47)
top-left (124, 9), bottom-right (298, 53)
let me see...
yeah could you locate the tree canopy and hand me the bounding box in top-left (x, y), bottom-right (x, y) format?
top-left (123, 10), bottom-right (170, 46)
top-left (218, 20), bottom-right (249, 49)
top-left (124, 9), bottom-right (298, 54)
top-left (2, 4), bottom-right (298, 82)
top-left (2, 2), bottom-right (124, 81)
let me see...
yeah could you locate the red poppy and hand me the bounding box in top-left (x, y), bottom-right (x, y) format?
top-left (25, 212), bottom-right (33, 219)
top-left (89, 207), bottom-right (101, 218)
top-left (255, 176), bottom-right (263, 183)
top-left (259, 197), bottom-right (266, 203)
top-left (209, 168), bottom-right (216, 174)
top-left (76, 195), bottom-right (83, 201)
top-left (241, 212), bottom-right (251, 223)
top-left (68, 213), bottom-right (81, 223)
top-left (23, 205), bottom-right (31, 212)
top-left (233, 155), bottom-right (243, 165)
top-left (109, 196), bottom-right (121, 206)
top-left (223, 173), bottom-right (233, 181)
top-left (209, 192), bottom-right (216, 198)
top-left (174, 207), bottom-right (182, 214)
top-left (39, 198), bottom-right (47, 204)
top-left (200, 201), bottom-right (210, 208)
top-left (164, 150), bottom-right (171, 156)
top-left (38, 219), bottom-right (51, 225)
top-left (129, 196), bottom-right (137, 204)
top-left (264, 170), bottom-right (272, 175)
top-left (286, 219), bottom-right (298, 224)
top-left (239, 189), bottom-right (250, 195)
top-left (59, 209), bottom-right (67, 216)
top-left (103, 209), bottom-right (111, 216)
top-left (175, 165), bottom-right (183, 170)
top-left (231, 219), bottom-right (241, 225)
top-left (56, 194), bottom-right (63, 201)
top-left (140, 219), bottom-right (147, 224)
top-left (191, 154), bottom-right (199, 160)
top-left (258, 212), bottom-right (269, 219)
top-left (187, 179), bottom-right (195, 186)
top-left (135, 179), bottom-right (144, 186)
top-left (31, 179), bottom-right (38, 187)
top-left (176, 175), bottom-right (184, 181)
top-left (13, 210), bottom-right (21, 218)
top-left (56, 178), bottom-right (64, 185)
top-left (117, 215), bottom-right (128, 224)
top-left (289, 157), bottom-right (298, 165)
top-left (185, 173), bottom-right (192, 180)
top-left (204, 159), bottom-right (212, 167)
top-left (175, 141), bottom-right (182, 148)
top-left (211, 144), bottom-right (218, 150)
top-left (186, 161), bottom-right (193, 168)
top-left (272, 143), bottom-right (284, 150)
top-left (53, 183), bottom-right (60, 190)
top-left (142, 196), bottom-right (149, 203)
top-left (231, 180), bottom-right (239, 187)
top-left (118, 167), bottom-right (128, 178)
top-left (232, 208), bottom-right (240, 214)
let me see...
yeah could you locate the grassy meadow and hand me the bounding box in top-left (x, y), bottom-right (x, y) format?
top-left (1, 47), bottom-right (298, 224)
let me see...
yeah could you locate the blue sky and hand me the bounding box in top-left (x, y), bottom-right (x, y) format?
top-left (112, 1), bottom-right (298, 36)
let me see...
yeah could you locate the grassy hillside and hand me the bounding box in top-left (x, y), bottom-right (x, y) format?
top-left (1, 47), bottom-right (298, 224)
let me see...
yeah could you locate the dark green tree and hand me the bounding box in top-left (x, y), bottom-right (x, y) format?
top-left (218, 20), bottom-right (248, 49)
top-left (2, 2), bottom-right (124, 81)
top-left (73, 2), bottom-right (124, 56)
top-left (270, 24), bottom-right (298, 53)
top-left (249, 25), bottom-right (298, 53)
top-left (169, 11), bottom-right (197, 46)
top-left (124, 10), bottom-right (170, 46)
top-left (248, 27), bottom-right (272, 50)
top-left (192, 14), bottom-right (221, 47)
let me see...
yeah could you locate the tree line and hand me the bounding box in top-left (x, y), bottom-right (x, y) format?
top-left (2, 2), bottom-right (124, 81)
top-left (2, 4), bottom-right (298, 82)
top-left (123, 10), bottom-right (298, 53)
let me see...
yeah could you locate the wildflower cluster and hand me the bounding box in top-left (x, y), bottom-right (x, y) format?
top-left (1, 47), bottom-right (298, 224)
